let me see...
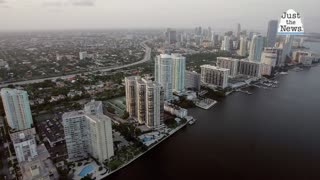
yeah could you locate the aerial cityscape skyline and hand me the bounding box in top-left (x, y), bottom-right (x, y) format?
top-left (0, 1), bottom-right (320, 179)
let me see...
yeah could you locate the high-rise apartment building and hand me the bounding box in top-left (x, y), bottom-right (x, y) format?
top-left (172, 54), bottom-right (186, 93)
top-left (237, 59), bottom-right (261, 77)
top-left (261, 47), bottom-right (283, 67)
top-left (63, 111), bottom-right (88, 161)
top-left (249, 35), bottom-right (264, 62)
top-left (266, 20), bottom-right (278, 47)
top-left (155, 54), bottom-right (186, 99)
top-left (237, 23), bottom-right (241, 40)
top-left (185, 71), bottom-right (201, 91)
top-left (155, 54), bottom-right (173, 101)
top-left (238, 37), bottom-right (248, 56)
top-left (282, 35), bottom-right (294, 63)
top-left (260, 63), bottom-right (273, 76)
top-left (63, 100), bottom-right (114, 163)
top-left (125, 76), bottom-right (138, 117)
top-left (200, 65), bottom-right (229, 89)
top-left (221, 36), bottom-right (230, 51)
top-left (135, 78), bottom-right (147, 124)
top-left (145, 81), bottom-right (164, 128)
top-left (125, 76), bottom-right (164, 128)
top-left (216, 57), bottom-right (239, 77)
top-left (1, 88), bottom-right (33, 131)
top-left (165, 28), bottom-right (177, 44)
top-left (211, 32), bottom-right (218, 47)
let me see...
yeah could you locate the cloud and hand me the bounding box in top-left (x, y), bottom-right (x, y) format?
top-left (43, 0), bottom-right (95, 7)
top-left (71, 0), bottom-right (95, 6)
top-left (0, 0), bottom-right (10, 8)
top-left (43, 1), bottom-right (63, 7)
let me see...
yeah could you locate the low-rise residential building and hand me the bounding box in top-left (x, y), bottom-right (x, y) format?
top-left (67, 91), bottom-right (83, 98)
top-left (299, 55), bottom-right (314, 66)
top-left (164, 102), bottom-right (188, 118)
top-left (0, 59), bottom-right (9, 69)
top-left (50, 95), bottom-right (66, 102)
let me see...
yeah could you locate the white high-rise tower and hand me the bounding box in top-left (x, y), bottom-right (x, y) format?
top-left (172, 54), bottom-right (186, 93)
top-left (63, 100), bottom-right (114, 163)
top-left (155, 54), bottom-right (173, 101)
top-left (1, 88), bottom-right (33, 131)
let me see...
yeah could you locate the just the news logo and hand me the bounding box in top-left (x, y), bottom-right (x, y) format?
top-left (278, 9), bottom-right (304, 35)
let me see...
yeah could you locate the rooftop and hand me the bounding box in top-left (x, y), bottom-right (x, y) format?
top-left (1, 88), bottom-right (28, 95)
top-left (200, 65), bottom-right (230, 72)
top-left (62, 110), bottom-right (85, 119)
top-left (86, 114), bottom-right (111, 124)
top-left (20, 144), bottom-right (58, 180)
top-left (217, 57), bottom-right (239, 61)
top-left (239, 59), bottom-right (262, 65)
top-left (159, 54), bottom-right (172, 59)
top-left (10, 128), bottom-right (36, 144)
top-left (125, 76), bottom-right (140, 81)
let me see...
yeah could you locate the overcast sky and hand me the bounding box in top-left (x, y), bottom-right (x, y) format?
top-left (0, 0), bottom-right (319, 32)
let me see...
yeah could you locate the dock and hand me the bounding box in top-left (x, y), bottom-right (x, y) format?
top-left (195, 98), bottom-right (217, 110)
top-left (235, 89), bottom-right (253, 95)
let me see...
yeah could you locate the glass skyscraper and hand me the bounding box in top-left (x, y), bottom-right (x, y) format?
top-left (266, 20), bottom-right (278, 47)
top-left (155, 54), bottom-right (186, 100)
top-left (249, 35), bottom-right (264, 62)
top-left (172, 54), bottom-right (186, 93)
top-left (155, 54), bottom-right (173, 101)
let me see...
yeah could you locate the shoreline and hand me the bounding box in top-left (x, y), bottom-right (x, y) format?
top-left (100, 122), bottom-right (188, 179)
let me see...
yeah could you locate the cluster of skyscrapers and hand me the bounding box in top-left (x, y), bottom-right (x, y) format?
top-left (238, 20), bottom-right (295, 69)
top-left (125, 53), bottom-right (188, 127)
top-left (200, 20), bottom-right (300, 89)
top-left (200, 56), bottom-right (270, 89)
top-left (1, 88), bottom-right (115, 177)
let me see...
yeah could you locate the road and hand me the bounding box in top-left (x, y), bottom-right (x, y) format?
top-left (0, 41), bottom-right (152, 88)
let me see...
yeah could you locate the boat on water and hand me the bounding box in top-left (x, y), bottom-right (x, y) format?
top-left (292, 67), bottom-right (303, 72)
top-left (280, 72), bottom-right (288, 75)
top-left (188, 119), bottom-right (196, 125)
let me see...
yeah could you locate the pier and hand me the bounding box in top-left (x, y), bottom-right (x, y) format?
top-left (235, 89), bottom-right (253, 95)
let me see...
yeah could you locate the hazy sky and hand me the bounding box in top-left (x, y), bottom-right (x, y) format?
top-left (0, 0), bottom-right (319, 32)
